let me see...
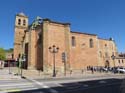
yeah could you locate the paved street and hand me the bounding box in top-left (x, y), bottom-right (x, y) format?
top-left (2, 77), bottom-right (125, 93)
top-left (0, 68), bottom-right (125, 93)
top-left (0, 69), bottom-right (38, 93)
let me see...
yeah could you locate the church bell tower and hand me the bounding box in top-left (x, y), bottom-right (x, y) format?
top-left (14, 12), bottom-right (28, 59)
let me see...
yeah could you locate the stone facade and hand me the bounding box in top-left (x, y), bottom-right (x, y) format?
top-left (70, 32), bottom-right (98, 69)
top-left (14, 13), bottom-right (125, 73)
top-left (98, 38), bottom-right (118, 67)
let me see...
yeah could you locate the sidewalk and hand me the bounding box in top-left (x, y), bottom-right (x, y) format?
top-left (0, 68), bottom-right (21, 80)
top-left (8, 67), bottom-right (125, 80)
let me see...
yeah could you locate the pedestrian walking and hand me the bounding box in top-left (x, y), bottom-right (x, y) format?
top-left (91, 66), bottom-right (94, 74)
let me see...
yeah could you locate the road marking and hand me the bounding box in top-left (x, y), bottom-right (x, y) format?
top-left (28, 78), bottom-right (58, 93)
top-left (3, 89), bottom-right (21, 92)
top-left (0, 77), bottom-right (20, 80)
top-left (0, 84), bottom-right (37, 93)
top-left (0, 78), bottom-right (19, 80)
top-left (2, 87), bottom-right (38, 92)
top-left (0, 83), bottom-right (32, 87)
top-left (83, 84), bottom-right (89, 87)
top-left (99, 81), bottom-right (106, 83)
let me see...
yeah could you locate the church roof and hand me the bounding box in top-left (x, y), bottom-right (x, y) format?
top-left (98, 37), bottom-right (114, 41)
top-left (71, 31), bottom-right (97, 36)
top-left (19, 12), bottom-right (25, 16)
top-left (16, 12), bottom-right (28, 18)
top-left (43, 18), bottom-right (70, 25)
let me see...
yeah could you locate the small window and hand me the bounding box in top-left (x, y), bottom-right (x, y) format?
top-left (72, 36), bottom-right (76, 47)
top-left (89, 39), bottom-right (94, 48)
top-left (23, 20), bottom-right (26, 26)
top-left (18, 19), bottom-right (21, 25)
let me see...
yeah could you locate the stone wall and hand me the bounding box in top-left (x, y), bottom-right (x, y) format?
top-left (70, 32), bottom-right (98, 70)
top-left (42, 20), bottom-right (70, 73)
top-left (98, 39), bottom-right (117, 67)
top-left (17, 17), bottom-right (120, 72)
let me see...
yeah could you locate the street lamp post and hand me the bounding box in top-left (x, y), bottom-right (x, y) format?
top-left (20, 36), bottom-right (25, 78)
top-left (111, 54), bottom-right (116, 67)
top-left (8, 60), bottom-right (11, 74)
top-left (8, 53), bottom-right (14, 74)
top-left (19, 54), bottom-right (26, 78)
top-left (48, 45), bottom-right (59, 77)
top-left (20, 56), bottom-right (23, 78)
top-left (17, 54), bottom-right (21, 76)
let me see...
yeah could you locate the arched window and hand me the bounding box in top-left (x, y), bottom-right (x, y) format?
top-left (89, 39), bottom-right (94, 48)
top-left (118, 60), bottom-right (120, 64)
top-left (72, 36), bottom-right (76, 47)
top-left (23, 19), bottom-right (26, 26)
top-left (18, 19), bottom-right (21, 25)
top-left (122, 60), bottom-right (124, 63)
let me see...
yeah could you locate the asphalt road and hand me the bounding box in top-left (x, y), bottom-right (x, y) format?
top-left (7, 78), bottom-right (125, 93)
top-left (1, 69), bottom-right (125, 93)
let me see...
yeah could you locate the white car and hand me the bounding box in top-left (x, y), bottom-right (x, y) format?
top-left (117, 68), bottom-right (125, 73)
top-left (102, 67), bottom-right (108, 71)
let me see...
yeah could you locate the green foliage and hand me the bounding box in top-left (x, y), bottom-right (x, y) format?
top-left (5, 48), bottom-right (13, 53)
top-left (0, 48), bottom-right (6, 60)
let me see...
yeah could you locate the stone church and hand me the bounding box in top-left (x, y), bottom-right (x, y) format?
top-left (14, 13), bottom-right (125, 73)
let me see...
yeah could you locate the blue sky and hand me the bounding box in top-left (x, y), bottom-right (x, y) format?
top-left (0, 0), bottom-right (125, 52)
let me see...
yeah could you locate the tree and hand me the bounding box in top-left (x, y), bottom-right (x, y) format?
top-left (5, 48), bottom-right (13, 53)
top-left (0, 48), bottom-right (6, 60)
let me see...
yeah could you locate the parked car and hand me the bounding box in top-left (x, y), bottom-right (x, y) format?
top-left (117, 67), bottom-right (125, 73)
top-left (102, 67), bottom-right (108, 72)
top-left (112, 67), bottom-right (118, 73)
